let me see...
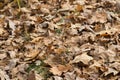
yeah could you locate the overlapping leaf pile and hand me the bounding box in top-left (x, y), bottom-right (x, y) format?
top-left (0, 0), bottom-right (120, 80)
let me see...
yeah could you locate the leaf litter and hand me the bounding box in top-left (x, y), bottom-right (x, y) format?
top-left (0, 0), bottom-right (120, 80)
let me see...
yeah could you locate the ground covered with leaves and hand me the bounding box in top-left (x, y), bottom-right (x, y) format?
top-left (0, 0), bottom-right (120, 80)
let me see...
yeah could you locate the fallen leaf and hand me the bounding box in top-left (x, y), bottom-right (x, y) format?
top-left (27, 15), bottom-right (37, 21)
top-left (43, 38), bottom-right (52, 46)
top-left (0, 53), bottom-right (6, 59)
top-left (64, 71), bottom-right (76, 80)
top-left (54, 48), bottom-right (65, 54)
top-left (30, 37), bottom-right (43, 43)
top-left (57, 64), bottom-right (72, 73)
top-left (89, 11), bottom-right (107, 23)
top-left (116, 0), bottom-right (120, 12)
top-left (110, 62), bottom-right (120, 71)
top-left (0, 60), bottom-right (9, 66)
top-left (0, 28), bottom-right (5, 35)
top-left (44, 54), bottom-right (57, 67)
top-left (61, 2), bottom-right (74, 11)
top-left (75, 4), bottom-right (83, 12)
top-left (9, 20), bottom-right (16, 35)
top-left (0, 2), bottom-right (4, 9)
top-left (27, 70), bottom-right (36, 80)
top-left (71, 53), bottom-right (93, 65)
top-left (8, 51), bottom-right (16, 58)
top-left (25, 50), bottom-right (40, 61)
top-left (35, 72), bottom-right (44, 80)
top-left (40, 8), bottom-right (50, 14)
top-left (89, 61), bottom-right (101, 68)
top-left (50, 66), bottom-right (62, 75)
top-left (0, 69), bottom-right (10, 80)
top-left (74, 0), bottom-right (86, 5)
top-left (50, 64), bottom-right (71, 76)
top-left (20, 7), bottom-right (31, 13)
top-left (96, 28), bottom-right (118, 37)
top-left (104, 68), bottom-right (119, 76)
top-left (76, 76), bottom-right (86, 80)
top-left (53, 76), bottom-right (63, 80)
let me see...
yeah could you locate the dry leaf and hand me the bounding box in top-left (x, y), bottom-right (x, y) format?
top-left (64, 71), bottom-right (76, 80)
top-left (8, 51), bottom-right (16, 58)
top-left (20, 7), bottom-right (31, 13)
top-left (116, 0), bottom-right (120, 12)
top-left (0, 0), bottom-right (120, 79)
top-left (53, 76), bottom-right (63, 80)
top-left (0, 69), bottom-right (10, 80)
top-left (27, 15), bottom-right (37, 21)
top-left (74, 0), bottom-right (86, 5)
top-left (110, 62), bottom-right (120, 71)
top-left (43, 38), bottom-right (52, 46)
top-left (54, 48), bottom-right (65, 54)
top-left (25, 50), bottom-right (40, 60)
top-left (0, 28), bottom-right (5, 35)
top-left (31, 37), bottom-right (43, 43)
top-left (40, 8), bottom-right (50, 14)
top-left (11, 67), bottom-right (18, 76)
top-left (76, 76), bottom-right (86, 80)
top-left (104, 68), bottom-right (119, 76)
top-left (35, 72), bottom-right (44, 80)
top-left (9, 20), bottom-right (16, 35)
top-left (50, 66), bottom-right (62, 75)
top-left (89, 11), bottom-right (107, 23)
top-left (27, 70), bottom-right (36, 80)
top-left (57, 64), bottom-right (72, 73)
top-left (75, 4), bottom-right (83, 12)
top-left (0, 60), bottom-right (8, 66)
top-left (44, 54), bottom-right (57, 67)
top-left (71, 53), bottom-right (93, 65)
top-left (50, 64), bottom-right (71, 76)
top-left (96, 28), bottom-right (118, 37)
top-left (0, 53), bottom-right (6, 59)
top-left (61, 2), bottom-right (73, 11)
top-left (89, 61), bottom-right (101, 68)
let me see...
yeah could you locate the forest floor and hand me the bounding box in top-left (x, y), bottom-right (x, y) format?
top-left (0, 0), bottom-right (120, 80)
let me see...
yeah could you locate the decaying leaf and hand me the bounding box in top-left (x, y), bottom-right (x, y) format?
top-left (27, 70), bottom-right (36, 80)
top-left (109, 62), bottom-right (120, 71)
top-left (96, 28), bottom-right (119, 37)
top-left (57, 64), bottom-right (72, 73)
top-left (9, 20), bottom-right (16, 35)
top-left (50, 66), bottom-right (62, 75)
top-left (8, 51), bottom-right (16, 58)
top-left (0, 69), bottom-right (10, 80)
top-left (0, 28), bottom-right (5, 35)
top-left (20, 7), bottom-right (31, 13)
top-left (25, 50), bottom-right (40, 61)
top-left (30, 37), bottom-right (43, 43)
top-left (75, 4), bottom-right (83, 12)
top-left (40, 7), bottom-right (50, 14)
top-left (50, 64), bottom-right (72, 76)
top-left (0, 0), bottom-right (120, 79)
top-left (64, 71), bottom-right (76, 80)
top-left (89, 61), bottom-right (101, 68)
top-left (0, 53), bottom-right (6, 59)
top-left (71, 53), bottom-right (93, 65)
top-left (104, 68), bottom-right (119, 76)
top-left (35, 72), bottom-right (44, 80)
top-left (53, 76), bottom-right (63, 80)
top-left (89, 11), bottom-right (107, 23)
